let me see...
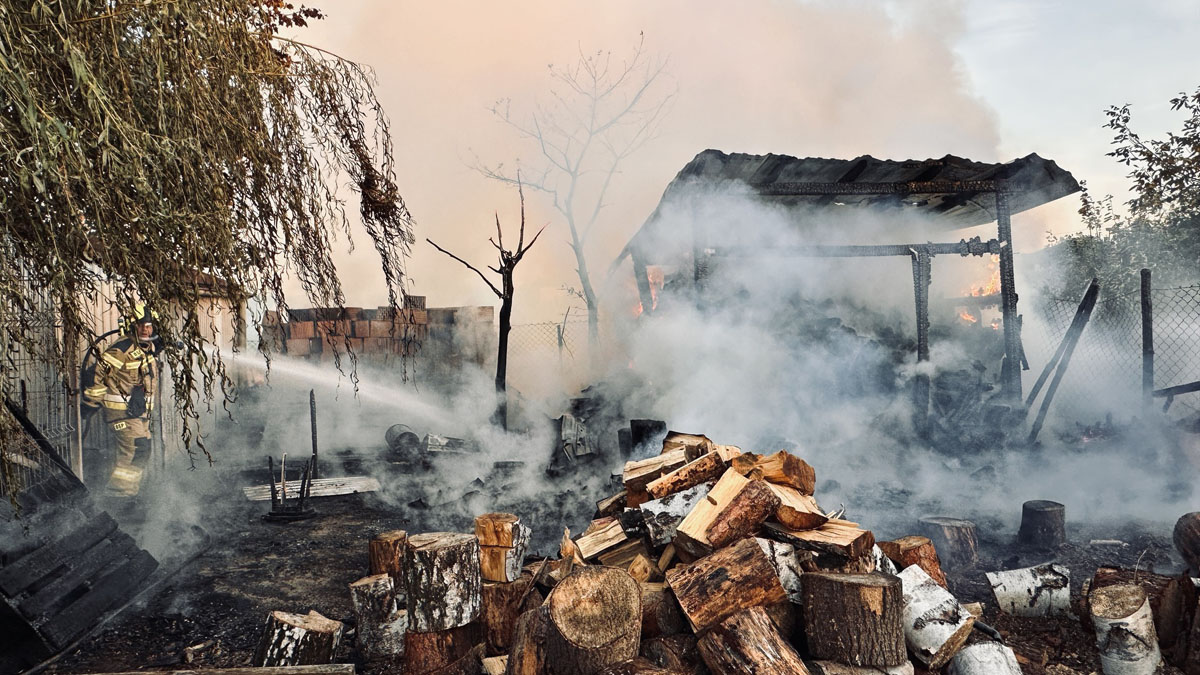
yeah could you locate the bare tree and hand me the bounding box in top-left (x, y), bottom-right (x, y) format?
top-left (427, 183), bottom-right (545, 429)
top-left (475, 34), bottom-right (673, 347)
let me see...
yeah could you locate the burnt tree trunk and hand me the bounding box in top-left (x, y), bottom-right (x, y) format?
top-left (404, 533), bottom-right (482, 632)
top-left (493, 274), bottom-right (512, 430)
top-left (543, 566), bottom-right (642, 675)
top-left (1018, 500), bottom-right (1066, 549)
top-left (801, 572), bottom-right (906, 668)
top-left (695, 606), bottom-right (809, 675)
top-left (254, 610), bottom-right (344, 667)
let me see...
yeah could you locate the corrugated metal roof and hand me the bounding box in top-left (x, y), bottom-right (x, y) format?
top-left (623, 149), bottom-right (1081, 262)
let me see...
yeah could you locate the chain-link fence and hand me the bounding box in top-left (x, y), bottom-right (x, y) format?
top-left (506, 319), bottom-right (591, 398)
top-left (1025, 282), bottom-right (1200, 424)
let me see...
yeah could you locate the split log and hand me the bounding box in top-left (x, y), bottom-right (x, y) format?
top-left (596, 491), bottom-right (627, 519)
top-left (622, 449), bottom-right (690, 492)
top-left (481, 656), bottom-right (508, 675)
top-left (946, 642), bottom-right (1022, 675)
top-left (480, 575), bottom-right (543, 656)
top-left (695, 605), bottom-right (810, 675)
top-left (403, 621), bottom-right (485, 675)
top-left (896, 565), bottom-right (974, 669)
top-left (254, 610), bottom-right (344, 667)
top-left (986, 563), bottom-right (1070, 617)
top-left (594, 658), bottom-right (676, 675)
top-left (871, 545), bottom-right (898, 576)
top-left (505, 607), bottom-right (551, 675)
top-left (755, 537), bottom-right (807, 603)
top-left (752, 450), bottom-right (816, 495)
top-left (597, 538), bottom-right (653, 569)
top-left (646, 452), bottom-right (725, 500)
top-left (640, 484), bottom-right (709, 547)
top-left (656, 544), bottom-right (675, 573)
top-left (349, 574), bottom-right (408, 661)
top-left (475, 513), bottom-right (522, 547)
top-left (807, 662), bottom-right (914, 674)
top-left (478, 519), bottom-right (530, 583)
top-left (1018, 500), bottom-right (1066, 549)
top-left (90, 669), bottom-right (356, 675)
top-left (628, 554), bottom-right (662, 584)
top-left (640, 634), bottom-right (704, 674)
top-left (660, 431), bottom-right (713, 459)
top-left (543, 565), bottom-right (642, 675)
top-left (404, 532), bottom-right (482, 632)
top-left (917, 517), bottom-right (978, 569)
top-left (640, 584), bottom-right (686, 639)
top-left (730, 452), bottom-right (760, 475)
top-left (576, 517), bottom-right (628, 561)
top-left (767, 483), bottom-right (827, 530)
top-left (431, 642), bottom-right (486, 675)
top-left (1174, 512), bottom-right (1200, 573)
top-left (762, 519), bottom-right (875, 559)
top-left (673, 468), bottom-right (750, 559)
top-left (665, 537), bottom-right (788, 632)
top-left (1090, 584), bottom-right (1161, 675)
top-left (370, 529), bottom-right (408, 585)
top-left (877, 536), bottom-right (945, 587)
top-left (800, 572), bottom-right (906, 667)
top-left (1091, 567), bottom-right (1197, 660)
top-left (705, 479), bottom-right (780, 549)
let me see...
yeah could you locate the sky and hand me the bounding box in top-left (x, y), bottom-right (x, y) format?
top-left (294, 0), bottom-right (1200, 323)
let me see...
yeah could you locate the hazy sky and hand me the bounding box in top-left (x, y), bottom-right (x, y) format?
top-left (296, 0), bottom-right (1200, 322)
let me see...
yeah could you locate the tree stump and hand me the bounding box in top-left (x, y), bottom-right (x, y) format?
top-left (877, 536), bottom-right (946, 587)
top-left (542, 565), bottom-right (642, 675)
top-left (1174, 512), bottom-right (1200, 573)
top-left (986, 563), bottom-right (1070, 617)
top-left (349, 574), bottom-right (408, 661)
top-left (665, 537), bottom-right (788, 632)
top-left (402, 621), bottom-right (485, 675)
top-left (370, 529), bottom-right (408, 585)
top-left (947, 642), bottom-right (1022, 675)
top-left (800, 572), bottom-right (906, 668)
top-left (896, 565), bottom-right (974, 669)
top-left (917, 517), bottom-right (977, 569)
top-left (695, 606), bottom-right (809, 674)
top-left (1090, 584), bottom-right (1161, 675)
top-left (1090, 567), bottom-right (1197, 663)
top-left (481, 575), bottom-right (543, 656)
top-left (253, 610), bottom-right (344, 667)
top-left (404, 532), bottom-right (482, 632)
top-left (1018, 500), bottom-right (1066, 549)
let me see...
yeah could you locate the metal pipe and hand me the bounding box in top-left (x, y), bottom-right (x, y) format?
top-left (1141, 268), bottom-right (1154, 409)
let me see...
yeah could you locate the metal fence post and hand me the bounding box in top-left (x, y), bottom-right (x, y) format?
top-left (1141, 268), bottom-right (1154, 410)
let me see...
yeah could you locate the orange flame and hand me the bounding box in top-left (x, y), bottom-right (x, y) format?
top-left (966, 256), bottom-right (1001, 297)
top-left (958, 310), bottom-right (978, 324)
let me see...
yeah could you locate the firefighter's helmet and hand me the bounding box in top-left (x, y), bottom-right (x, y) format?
top-left (119, 303), bottom-right (158, 335)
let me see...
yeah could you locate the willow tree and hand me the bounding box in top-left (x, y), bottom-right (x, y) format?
top-left (0, 1), bottom-right (415, 471)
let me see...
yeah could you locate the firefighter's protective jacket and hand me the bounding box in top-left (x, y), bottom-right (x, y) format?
top-left (83, 337), bottom-right (157, 414)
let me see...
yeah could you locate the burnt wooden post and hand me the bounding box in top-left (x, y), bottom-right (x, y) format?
top-left (309, 389), bottom-right (318, 480)
top-left (1027, 278), bottom-right (1100, 444)
top-left (995, 187), bottom-right (1022, 401)
top-left (632, 250), bottom-right (655, 317)
top-left (1141, 268), bottom-right (1154, 410)
top-left (911, 247), bottom-right (932, 433)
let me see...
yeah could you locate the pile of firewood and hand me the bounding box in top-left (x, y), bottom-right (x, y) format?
top-left (249, 433), bottom-right (1200, 674)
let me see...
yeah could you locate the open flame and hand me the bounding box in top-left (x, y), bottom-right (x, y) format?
top-left (967, 257), bottom-right (1000, 297)
top-left (632, 266), bottom-right (665, 317)
top-left (958, 310), bottom-right (978, 323)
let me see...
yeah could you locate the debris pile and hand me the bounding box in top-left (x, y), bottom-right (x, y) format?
top-left (248, 432), bottom-right (1199, 674)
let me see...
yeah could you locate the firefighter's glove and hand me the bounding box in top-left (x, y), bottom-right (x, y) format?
top-left (126, 386), bottom-right (147, 418)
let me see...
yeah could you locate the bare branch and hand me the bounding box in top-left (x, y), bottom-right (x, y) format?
top-left (426, 238), bottom-right (502, 298)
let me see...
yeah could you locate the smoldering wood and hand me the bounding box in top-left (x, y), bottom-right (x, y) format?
top-left (253, 610), bottom-right (344, 667)
top-left (695, 605), bottom-right (810, 675)
top-left (665, 537), bottom-right (788, 633)
top-left (481, 575), bottom-right (543, 656)
top-left (1090, 584), bottom-right (1161, 675)
top-left (243, 476), bottom-right (381, 501)
top-left (543, 566), bottom-right (642, 675)
top-left (916, 516), bottom-right (978, 569)
top-left (402, 621), bottom-right (486, 675)
top-left (946, 642), bottom-right (1022, 675)
top-left (800, 572), bottom-right (906, 668)
top-left (1018, 499), bottom-right (1066, 549)
top-left (896, 564), bottom-right (974, 669)
top-left (348, 574), bottom-right (407, 661)
top-left (404, 532), bottom-right (483, 632)
top-left (986, 563), bottom-right (1070, 617)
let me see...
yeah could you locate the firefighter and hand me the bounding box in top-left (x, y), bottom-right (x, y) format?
top-left (82, 304), bottom-right (160, 497)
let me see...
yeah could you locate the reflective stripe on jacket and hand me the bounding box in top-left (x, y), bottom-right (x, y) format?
top-left (82, 337), bottom-right (157, 412)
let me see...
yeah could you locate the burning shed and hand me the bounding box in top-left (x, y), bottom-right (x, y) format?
top-left (618, 149), bottom-right (1082, 405)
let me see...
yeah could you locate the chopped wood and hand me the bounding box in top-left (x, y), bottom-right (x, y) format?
top-left (82, 669), bottom-right (357, 675)
top-left (622, 449), bottom-right (690, 492)
top-left (660, 431), bottom-right (714, 460)
top-left (665, 537), bottom-right (788, 632)
top-left (807, 662), bottom-right (915, 674)
top-left (475, 513), bottom-right (522, 548)
top-left (656, 544), bottom-right (675, 573)
top-left (640, 484), bottom-right (710, 547)
top-left (1090, 584), bottom-right (1161, 675)
top-left (987, 563), bottom-right (1070, 617)
top-left (730, 452), bottom-right (761, 475)
top-left (762, 519), bottom-right (875, 560)
top-left (768, 483), bottom-right (827, 530)
top-left (596, 491), bottom-right (627, 518)
top-left (646, 452), bottom-right (725, 500)
top-left (673, 468), bottom-right (750, 559)
top-left (253, 610), bottom-right (344, 667)
top-left (404, 532), bottom-right (483, 632)
top-left (871, 545), bottom-right (898, 576)
top-left (640, 583), bottom-right (686, 639)
top-left (506, 607), bottom-right (551, 675)
top-left (628, 554), bottom-right (662, 584)
top-left (801, 572), bottom-right (906, 668)
top-left (402, 621), bottom-right (485, 675)
top-left (598, 538), bottom-right (653, 569)
top-left (479, 522), bottom-right (530, 583)
top-left (896, 565), bottom-right (974, 669)
top-left (696, 605), bottom-right (810, 675)
top-left (349, 574), bottom-right (407, 661)
top-left (575, 518), bottom-right (628, 561)
top-left (640, 634), bottom-right (703, 674)
top-left (594, 658), bottom-right (676, 675)
top-left (877, 535), bottom-right (946, 587)
top-left (917, 517), bottom-right (977, 569)
top-left (481, 576), bottom-right (543, 657)
top-left (712, 444), bottom-right (743, 463)
top-left (242, 476), bottom-right (380, 501)
top-left (947, 642), bottom-right (1022, 675)
top-left (481, 655), bottom-right (508, 675)
top-left (755, 537), bottom-right (807, 603)
top-left (369, 530), bottom-right (408, 587)
top-left (1091, 566), bottom-right (1197, 661)
top-left (752, 450), bottom-right (816, 494)
top-left (705, 479), bottom-right (780, 549)
top-left (543, 566), bottom-right (642, 675)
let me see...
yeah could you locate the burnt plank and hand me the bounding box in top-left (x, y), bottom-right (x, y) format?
top-left (0, 512), bottom-right (117, 595)
top-left (19, 531), bottom-right (137, 620)
top-left (41, 548), bottom-right (158, 649)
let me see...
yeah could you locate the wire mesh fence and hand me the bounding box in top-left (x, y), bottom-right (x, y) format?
top-left (1025, 282), bottom-right (1200, 424)
top-left (506, 319), bottom-right (592, 398)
